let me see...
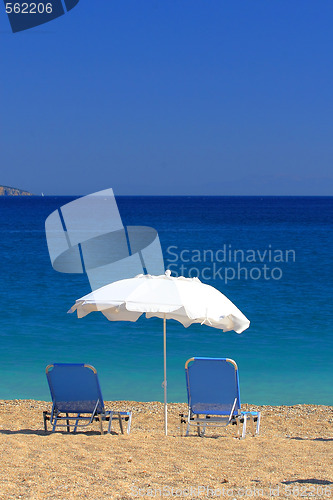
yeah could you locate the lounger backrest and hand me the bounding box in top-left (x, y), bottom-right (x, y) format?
top-left (185, 357), bottom-right (241, 415)
top-left (46, 363), bottom-right (105, 413)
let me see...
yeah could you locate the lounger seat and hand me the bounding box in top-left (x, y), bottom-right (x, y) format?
top-left (43, 363), bottom-right (132, 435)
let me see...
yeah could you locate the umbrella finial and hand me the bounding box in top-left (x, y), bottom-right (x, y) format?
top-left (165, 269), bottom-right (172, 278)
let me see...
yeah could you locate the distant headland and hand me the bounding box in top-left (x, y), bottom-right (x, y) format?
top-left (0, 185), bottom-right (33, 196)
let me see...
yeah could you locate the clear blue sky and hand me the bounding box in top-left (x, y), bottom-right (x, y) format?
top-left (1, 1), bottom-right (333, 195)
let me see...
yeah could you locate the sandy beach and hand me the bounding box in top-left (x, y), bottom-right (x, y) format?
top-left (0, 400), bottom-right (332, 499)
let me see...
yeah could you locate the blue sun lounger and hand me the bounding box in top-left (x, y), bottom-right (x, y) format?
top-left (43, 363), bottom-right (132, 435)
top-left (182, 357), bottom-right (260, 438)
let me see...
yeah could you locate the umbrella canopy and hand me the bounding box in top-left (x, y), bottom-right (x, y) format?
top-left (69, 271), bottom-right (250, 434)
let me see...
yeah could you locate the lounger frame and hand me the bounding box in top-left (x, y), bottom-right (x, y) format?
top-left (44, 363), bottom-right (132, 435)
top-left (182, 357), bottom-right (260, 438)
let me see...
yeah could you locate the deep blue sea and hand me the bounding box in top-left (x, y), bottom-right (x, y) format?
top-left (0, 196), bottom-right (332, 405)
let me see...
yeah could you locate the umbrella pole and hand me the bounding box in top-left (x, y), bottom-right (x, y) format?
top-left (163, 314), bottom-right (167, 436)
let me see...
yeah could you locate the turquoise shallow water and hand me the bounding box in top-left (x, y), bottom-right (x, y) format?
top-left (0, 196), bottom-right (332, 405)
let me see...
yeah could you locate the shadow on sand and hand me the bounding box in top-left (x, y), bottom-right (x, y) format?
top-left (287, 436), bottom-right (333, 442)
top-left (282, 479), bottom-right (332, 485)
top-left (0, 429), bottom-right (119, 436)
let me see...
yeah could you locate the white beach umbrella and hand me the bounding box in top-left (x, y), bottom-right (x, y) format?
top-left (69, 270), bottom-right (250, 435)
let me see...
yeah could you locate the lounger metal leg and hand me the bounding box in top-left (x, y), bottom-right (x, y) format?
top-left (185, 409), bottom-right (191, 436)
top-left (126, 413), bottom-right (132, 434)
top-left (118, 413), bottom-right (124, 434)
top-left (107, 411), bottom-right (114, 434)
top-left (52, 416), bottom-right (58, 432)
top-left (242, 414), bottom-right (247, 439)
top-left (74, 413), bottom-right (81, 433)
top-left (43, 412), bottom-right (48, 432)
top-left (201, 417), bottom-right (207, 437)
top-left (256, 413), bottom-right (261, 435)
top-left (66, 413), bottom-right (70, 433)
top-left (98, 414), bottom-right (104, 435)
